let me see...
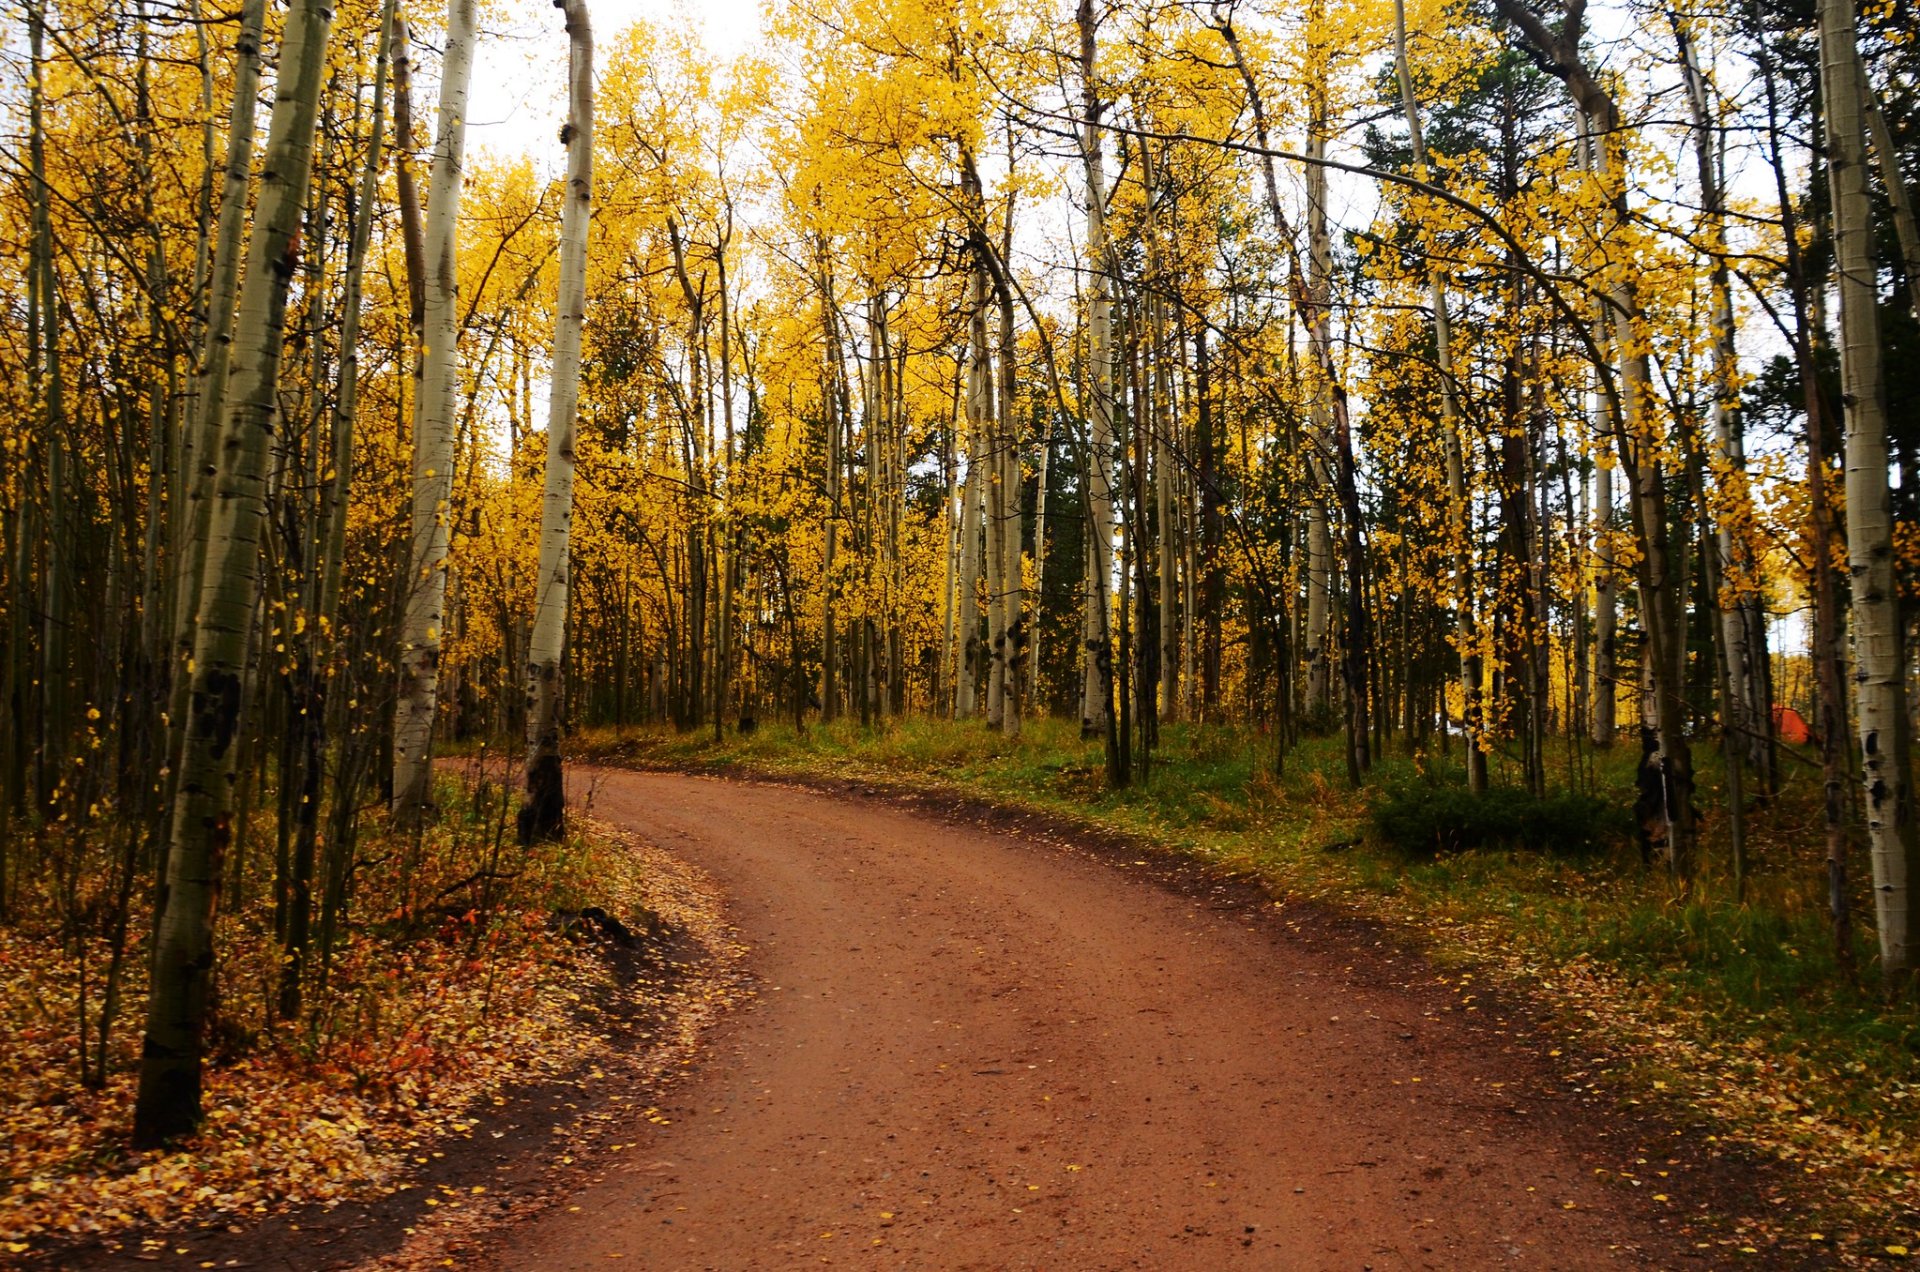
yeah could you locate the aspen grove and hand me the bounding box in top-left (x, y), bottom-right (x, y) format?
top-left (2, 0), bottom-right (1919, 1189)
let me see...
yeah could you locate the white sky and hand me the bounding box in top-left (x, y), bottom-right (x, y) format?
top-left (467, 0), bottom-right (763, 172)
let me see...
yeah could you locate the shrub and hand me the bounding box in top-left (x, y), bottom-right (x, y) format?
top-left (1368, 780), bottom-right (1628, 857)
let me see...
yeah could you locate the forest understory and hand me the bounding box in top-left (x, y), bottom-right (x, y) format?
top-left (0, 772), bottom-right (742, 1262)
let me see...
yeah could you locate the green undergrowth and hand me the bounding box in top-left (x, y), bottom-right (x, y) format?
top-left (571, 715), bottom-right (1920, 1254)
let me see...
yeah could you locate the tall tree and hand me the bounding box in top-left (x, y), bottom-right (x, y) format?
top-left (393, 0), bottom-right (480, 821)
top-left (1819, 0), bottom-right (1920, 986)
top-left (521, 0), bottom-right (595, 843)
top-left (136, 0), bottom-right (336, 1146)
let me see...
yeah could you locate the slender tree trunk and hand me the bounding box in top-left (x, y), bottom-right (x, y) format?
top-left (135, 0), bottom-right (335, 1147)
top-left (1078, 0), bottom-right (1117, 750)
top-left (1674, 13), bottom-right (1768, 792)
top-left (1750, 10), bottom-right (1855, 967)
top-left (1820, 0), bottom-right (1919, 986)
top-left (392, 0), bottom-right (478, 821)
top-left (939, 361), bottom-right (960, 712)
top-left (390, 7), bottom-right (426, 325)
top-left (521, 0), bottom-right (593, 843)
top-left (166, 0), bottom-right (267, 796)
top-left (957, 261), bottom-right (988, 721)
top-left (1393, 0), bottom-right (1484, 791)
top-left (820, 269), bottom-right (841, 722)
top-left (1140, 143), bottom-right (1178, 729)
top-left (979, 242), bottom-right (1006, 729)
top-left (1303, 126), bottom-right (1335, 723)
top-left (1496, 0), bottom-right (1695, 870)
top-left (996, 249), bottom-right (1024, 738)
top-left (1577, 109), bottom-right (1618, 750)
top-left (1029, 409), bottom-right (1050, 712)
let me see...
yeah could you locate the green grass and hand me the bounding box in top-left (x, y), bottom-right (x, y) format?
top-left (570, 713), bottom-right (1920, 1243)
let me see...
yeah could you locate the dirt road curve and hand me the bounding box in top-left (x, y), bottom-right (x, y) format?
top-left (488, 768), bottom-right (1682, 1271)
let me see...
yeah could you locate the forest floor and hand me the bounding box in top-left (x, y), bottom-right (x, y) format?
top-left (549, 716), bottom-right (1920, 1265)
top-left (7, 774), bottom-right (746, 1269)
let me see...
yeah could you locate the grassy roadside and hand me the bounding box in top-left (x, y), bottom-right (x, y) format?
top-left (575, 715), bottom-right (1920, 1259)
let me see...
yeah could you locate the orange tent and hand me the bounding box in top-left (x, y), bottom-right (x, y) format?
top-left (1773, 704), bottom-right (1813, 745)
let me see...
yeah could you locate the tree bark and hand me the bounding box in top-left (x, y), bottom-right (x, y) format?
top-left (392, 0), bottom-right (479, 821)
top-left (1393, 0), bottom-right (1485, 791)
top-left (1078, 0), bottom-right (1118, 748)
top-left (1820, 0), bottom-right (1919, 986)
top-left (135, 0), bottom-right (335, 1146)
top-left (1494, 0), bottom-right (1696, 871)
top-left (521, 0), bottom-right (593, 844)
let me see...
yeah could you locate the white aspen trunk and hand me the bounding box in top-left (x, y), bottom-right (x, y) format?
top-left (1676, 16), bottom-right (1761, 775)
top-left (869, 295), bottom-right (894, 722)
top-left (1820, 0), bottom-right (1919, 984)
top-left (1303, 124), bottom-right (1335, 719)
top-left (1139, 142), bottom-right (1177, 727)
top-left (997, 259), bottom-right (1023, 738)
top-left (1078, 0), bottom-right (1117, 738)
top-left (521, 0), bottom-right (592, 843)
top-left (136, 0), bottom-right (334, 1147)
top-left (980, 258), bottom-right (1005, 730)
top-left (940, 367), bottom-right (959, 713)
top-left (956, 335), bottom-right (986, 720)
top-left (1578, 107), bottom-right (1617, 748)
top-left (1394, 0), bottom-right (1485, 790)
top-left (167, 0), bottom-right (266, 767)
top-left (1030, 419), bottom-right (1051, 709)
top-left (1155, 295), bottom-right (1178, 726)
top-left (392, 0), bottom-right (477, 821)
top-left (820, 298), bottom-right (841, 721)
top-left (806, 249), bottom-right (839, 723)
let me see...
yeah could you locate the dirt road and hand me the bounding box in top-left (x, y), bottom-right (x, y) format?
top-left (486, 768), bottom-right (1692, 1270)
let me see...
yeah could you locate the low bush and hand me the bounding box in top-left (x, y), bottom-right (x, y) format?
top-left (1368, 780), bottom-right (1628, 857)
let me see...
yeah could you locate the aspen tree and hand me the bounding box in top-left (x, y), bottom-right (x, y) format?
top-left (1569, 106), bottom-right (1618, 750)
top-left (136, 0), bottom-right (335, 1146)
top-left (393, 0), bottom-right (480, 822)
top-left (819, 255), bottom-right (843, 721)
top-left (390, 7), bottom-right (427, 323)
top-left (956, 248), bottom-right (989, 720)
top-left (1819, 0), bottom-right (1919, 986)
top-left (170, 0), bottom-right (266, 678)
top-left (1672, 15), bottom-right (1767, 789)
top-left (1078, 0), bottom-right (1119, 748)
top-left (1303, 98), bottom-right (1336, 724)
top-left (1140, 142), bottom-right (1178, 728)
top-left (522, 0), bottom-right (594, 843)
top-left (1392, 0), bottom-right (1485, 792)
top-left (982, 254), bottom-right (1006, 728)
top-left (996, 251), bottom-right (1024, 738)
top-left (1494, 0), bottom-right (1696, 871)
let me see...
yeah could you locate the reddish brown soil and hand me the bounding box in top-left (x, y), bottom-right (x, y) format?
top-left (480, 768), bottom-right (1725, 1271)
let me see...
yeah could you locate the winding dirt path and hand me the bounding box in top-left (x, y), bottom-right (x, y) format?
top-left (486, 768), bottom-right (1693, 1270)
